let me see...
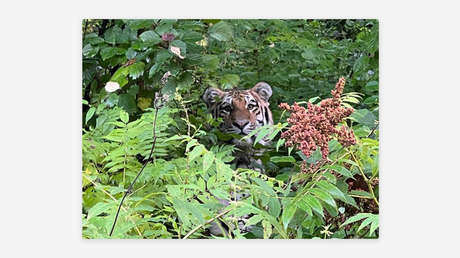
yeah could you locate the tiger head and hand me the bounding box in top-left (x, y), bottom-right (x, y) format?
top-left (202, 82), bottom-right (273, 146)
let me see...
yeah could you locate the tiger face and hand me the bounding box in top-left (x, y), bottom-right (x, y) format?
top-left (202, 82), bottom-right (273, 146)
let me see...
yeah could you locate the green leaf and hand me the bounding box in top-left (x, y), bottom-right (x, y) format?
top-left (220, 74), bottom-right (240, 89)
top-left (310, 188), bottom-right (336, 209)
top-left (100, 47), bottom-right (125, 61)
top-left (85, 107), bottom-right (96, 124)
top-left (209, 21), bottom-right (233, 41)
top-left (365, 81), bottom-right (378, 92)
top-left (324, 164), bottom-right (354, 179)
top-left (110, 66), bottom-right (130, 87)
top-left (369, 215), bottom-right (379, 236)
top-left (189, 145), bottom-right (205, 162)
top-left (87, 202), bottom-right (113, 219)
top-left (170, 40), bottom-right (187, 57)
top-left (357, 216), bottom-right (374, 233)
top-left (202, 151), bottom-right (214, 173)
top-left (296, 199), bottom-right (313, 217)
top-left (304, 195), bottom-right (323, 218)
top-left (83, 44), bottom-right (99, 58)
top-left (139, 30), bottom-right (161, 45)
top-left (270, 156), bottom-right (296, 164)
top-left (316, 180), bottom-right (346, 201)
top-left (350, 109), bottom-right (377, 128)
top-left (253, 126), bottom-right (272, 146)
top-left (128, 62), bottom-right (145, 80)
top-left (281, 202), bottom-right (297, 230)
top-left (245, 214), bottom-right (263, 227)
top-left (201, 55), bottom-right (219, 70)
top-left (341, 213), bottom-right (372, 227)
top-left (276, 138), bottom-right (285, 152)
top-left (120, 110), bottom-right (129, 123)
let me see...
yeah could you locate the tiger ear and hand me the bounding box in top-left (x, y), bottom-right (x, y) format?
top-left (202, 87), bottom-right (224, 107)
top-left (251, 82), bottom-right (272, 101)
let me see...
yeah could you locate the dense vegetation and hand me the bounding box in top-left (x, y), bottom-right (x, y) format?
top-left (82, 19), bottom-right (379, 239)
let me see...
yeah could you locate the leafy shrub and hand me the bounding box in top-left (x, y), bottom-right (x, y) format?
top-left (82, 19), bottom-right (379, 239)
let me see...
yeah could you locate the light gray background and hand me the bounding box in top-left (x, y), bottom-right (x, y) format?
top-left (1, 0), bottom-right (458, 257)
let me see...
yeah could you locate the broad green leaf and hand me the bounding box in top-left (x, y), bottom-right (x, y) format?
top-left (201, 55), bottom-right (219, 70)
top-left (209, 21), bottom-right (233, 41)
top-left (110, 66), bottom-right (129, 87)
top-left (350, 109), bottom-right (377, 128)
top-left (128, 62), bottom-right (145, 80)
top-left (139, 30), bottom-right (161, 45)
top-left (365, 81), bottom-right (378, 92)
top-left (100, 47), bottom-right (125, 61)
top-left (85, 107), bottom-right (96, 124)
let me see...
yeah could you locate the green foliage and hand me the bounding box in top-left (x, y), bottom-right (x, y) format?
top-left (82, 19), bottom-right (379, 239)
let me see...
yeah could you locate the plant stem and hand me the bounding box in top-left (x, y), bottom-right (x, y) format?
top-left (349, 150), bottom-right (379, 207)
top-left (183, 208), bottom-right (234, 239)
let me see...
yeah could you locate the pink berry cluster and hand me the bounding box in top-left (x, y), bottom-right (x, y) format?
top-left (279, 77), bottom-right (356, 159)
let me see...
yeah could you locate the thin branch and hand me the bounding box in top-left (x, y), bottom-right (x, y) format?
top-left (183, 208), bottom-right (234, 239)
top-left (109, 105), bottom-right (160, 237)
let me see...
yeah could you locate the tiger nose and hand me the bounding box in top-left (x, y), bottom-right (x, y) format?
top-left (233, 120), bottom-right (249, 130)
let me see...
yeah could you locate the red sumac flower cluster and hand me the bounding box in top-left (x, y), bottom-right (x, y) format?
top-left (279, 77), bottom-right (356, 159)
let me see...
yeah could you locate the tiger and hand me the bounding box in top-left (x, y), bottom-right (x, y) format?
top-left (202, 82), bottom-right (274, 170)
top-left (201, 82), bottom-right (274, 237)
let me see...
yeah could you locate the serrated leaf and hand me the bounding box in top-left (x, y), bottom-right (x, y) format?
top-left (128, 62), bottom-right (145, 79)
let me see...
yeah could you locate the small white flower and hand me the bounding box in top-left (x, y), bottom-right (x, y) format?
top-left (170, 46), bottom-right (185, 59)
top-left (105, 81), bottom-right (120, 93)
top-left (269, 43), bottom-right (275, 48)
